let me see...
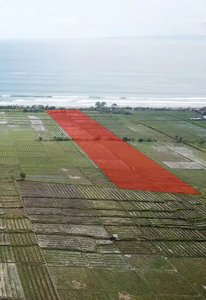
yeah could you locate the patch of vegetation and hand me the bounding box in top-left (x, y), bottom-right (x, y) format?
top-left (20, 172), bottom-right (26, 180)
top-left (175, 135), bottom-right (183, 143)
top-left (138, 138), bottom-right (157, 142)
top-left (23, 105), bottom-right (57, 113)
top-left (122, 137), bottom-right (135, 142)
top-left (52, 136), bottom-right (71, 141)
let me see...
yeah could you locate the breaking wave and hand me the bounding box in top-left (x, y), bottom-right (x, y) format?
top-left (0, 94), bottom-right (206, 108)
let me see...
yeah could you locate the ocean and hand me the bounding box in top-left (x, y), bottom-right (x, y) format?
top-left (0, 37), bottom-right (206, 108)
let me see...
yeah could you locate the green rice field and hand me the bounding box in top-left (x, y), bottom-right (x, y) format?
top-left (0, 108), bottom-right (205, 299)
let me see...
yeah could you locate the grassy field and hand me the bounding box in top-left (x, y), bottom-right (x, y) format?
top-left (87, 110), bottom-right (206, 144)
top-left (0, 109), bottom-right (205, 299)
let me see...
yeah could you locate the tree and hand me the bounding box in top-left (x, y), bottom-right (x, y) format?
top-left (122, 137), bottom-right (129, 142)
top-left (95, 102), bottom-right (101, 110)
top-left (20, 172), bottom-right (26, 180)
top-left (95, 101), bottom-right (107, 113)
top-left (38, 136), bottom-right (43, 141)
top-left (111, 103), bottom-right (118, 111)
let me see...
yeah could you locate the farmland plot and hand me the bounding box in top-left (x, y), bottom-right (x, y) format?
top-left (55, 198), bottom-right (91, 209)
top-left (172, 169), bottom-right (206, 191)
top-left (19, 156), bottom-right (54, 166)
top-left (17, 265), bottom-right (60, 300)
top-left (17, 181), bottom-right (53, 197)
top-left (163, 143), bottom-right (206, 168)
top-left (14, 141), bottom-right (46, 152)
top-left (0, 263), bottom-right (25, 299)
top-left (142, 120), bottom-right (206, 142)
top-left (163, 161), bottom-right (205, 169)
top-left (70, 225), bottom-right (109, 238)
top-left (60, 167), bottom-right (93, 186)
top-left (43, 125), bottom-right (70, 140)
top-left (129, 111), bottom-right (179, 122)
top-left (10, 126), bottom-right (37, 141)
top-left (33, 223), bottom-right (71, 234)
top-left (44, 141), bottom-right (95, 168)
top-left (0, 124), bottom-right (11, 140)
top-left (0, 156), bottom-right (19, 164)
top-left (167, 110), bottom-right (202, 120)
top-left (48, 183), bottom-right (84, 198)
top-left (43, 250), bottom-right (90, 267)
top-left (0, 164), bottom-right (20, 179)
top-left (37, 234), bottom-right (81, 250)
top-left (28, 115), bottom-right (47, 131)
top-left (5, 218), bottom-right (32, 231)
top-left (127, 123), bottom-right (174, 142)
top-left (132, 142), bottom-right (206, 174)
top-left (151, 144), bottom-right (191, 162)
top-left (0, 181), bottom-right (18, 196)
top-left (87, 114), bottom-right (124, 126)
top-left (13, 246), bottom-right (44, 263)
top-left (13, 142), bottom-right (52, 164)
top-left (79, 167), bottom-right (115, 188)
top-left (99, 124), bottom-right (137, 139)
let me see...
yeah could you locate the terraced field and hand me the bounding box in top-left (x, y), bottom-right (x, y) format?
top-left (0, 109), bottom-right (206, 299)
top-left (13, 180), bottom-right (206, 299)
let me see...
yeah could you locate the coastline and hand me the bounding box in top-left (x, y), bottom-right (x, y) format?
top-left (0, 95), bottom-right (206, 108)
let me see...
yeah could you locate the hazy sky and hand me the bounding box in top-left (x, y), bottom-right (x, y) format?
top-left (0, 0), bottom-right (206, 38)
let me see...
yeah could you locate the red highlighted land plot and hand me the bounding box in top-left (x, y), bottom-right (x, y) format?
top-left (47, 109), bottom-right (200, 194)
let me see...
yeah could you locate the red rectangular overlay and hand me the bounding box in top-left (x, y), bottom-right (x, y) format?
top-left (47, 109), bottom-right (200, 194)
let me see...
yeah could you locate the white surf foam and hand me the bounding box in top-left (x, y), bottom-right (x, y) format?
top-left (0, 95), bottom-right (205, 108)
